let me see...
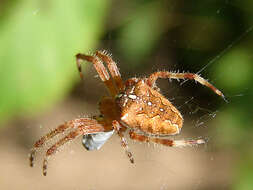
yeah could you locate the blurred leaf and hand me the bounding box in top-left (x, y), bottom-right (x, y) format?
top-left (0, 0), bottom-right (110, 124)
top-left (117, 1), bottom-right (166, 64)
top-left (215, 107), bottom-right (252, 148)
top-left (214, 48), bottom-right (252, 92)
top-left (233, 156), bottom-right (253, 190)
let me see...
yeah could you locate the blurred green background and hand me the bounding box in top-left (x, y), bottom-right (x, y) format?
top-left (0, 0), bottom-right (252, 189)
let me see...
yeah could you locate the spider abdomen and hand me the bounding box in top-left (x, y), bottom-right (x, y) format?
top-left (117, 80), bottom-right (183, 135)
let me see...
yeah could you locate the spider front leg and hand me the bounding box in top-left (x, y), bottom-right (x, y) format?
top-left (29, 118), bottom-right (98, 167)
top-left (42, 122), bottom-right (105, 176)
top-left (129, 131), bottom-right (205, 147)
top-left (112, 120), bottom-right (134, 163)
top-left (95, 50), bottom-right (124, 91)
top-left (76, 53), bottom-right (117, 96)
top-left (147, 71), bottom-right (227, 102)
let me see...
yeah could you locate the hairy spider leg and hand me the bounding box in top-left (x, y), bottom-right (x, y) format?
top-left (112, 120), bottom-right (134, 163)
top-left (42, 122), bottom-right (105, 176)
top-left (76, 53), bottom-right (118, 96)
top-left (95, 51), bottom-right (124, 91)
top-left (147, 71), bottom-right (227, 102)
top-left (129, 131), bottom-right (205, 147)
top-left (29, 118), bottom-right (103, 167)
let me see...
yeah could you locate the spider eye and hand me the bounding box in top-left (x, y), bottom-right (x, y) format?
top-left (115, 93), bottom-right (123, 100)
top-left (115, 92), bottom-right (125, 109)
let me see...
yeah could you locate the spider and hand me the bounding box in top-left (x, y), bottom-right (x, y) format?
top-left (29, 50), bottom-right (226, 176)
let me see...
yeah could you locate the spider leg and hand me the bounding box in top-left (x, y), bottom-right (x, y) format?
top-left (95, 50), bottom-right (124, 91)
top-left (76, 53), bottom-right (117, 96)
top-left (129, 131), bottom-right (205, 147)
top-left (42, 122), bottom-right (105, 176)
top-left (29, 118), bottom-right (103, 167)
top-left (147, 71), bottom-right (227, 102)
top-left (112, 120), bottom-right (134, 163)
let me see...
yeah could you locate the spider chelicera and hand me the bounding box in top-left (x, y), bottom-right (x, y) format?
top-left (29, 50), bottom-right (226, 176)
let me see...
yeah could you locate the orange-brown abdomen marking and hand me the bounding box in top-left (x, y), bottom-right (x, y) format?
top-left (117, 80), bottom-right (183, 135)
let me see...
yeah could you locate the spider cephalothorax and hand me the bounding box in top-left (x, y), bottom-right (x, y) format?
top-left (29, 50), bottom-right (226, 176)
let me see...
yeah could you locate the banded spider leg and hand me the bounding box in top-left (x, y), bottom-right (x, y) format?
top-left (29, 118), bottom-right (105, 176)
top-left (129, 131), bottom-right (205, 147)
top-left (76, 50), bottom-right (124, 96)
top-left (147, 71), bottom-right (227, 102)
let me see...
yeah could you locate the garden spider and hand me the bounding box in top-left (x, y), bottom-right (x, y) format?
top-left (29, 50), bottom-right (226, 176)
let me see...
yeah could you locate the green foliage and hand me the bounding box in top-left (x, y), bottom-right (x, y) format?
top-left (213, 33), bottom-right (253, 190)
top-left (215, 49), bottom-right (252, 92)
top-left (117, 1), bottom-right (167, 64)
top-left (234, 156), bottom-right (253, 190)
top-left (0, 0), bottom-right (110, 124)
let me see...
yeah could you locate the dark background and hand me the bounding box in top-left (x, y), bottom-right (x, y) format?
top-left (0, 0), bottom-right (252, 189)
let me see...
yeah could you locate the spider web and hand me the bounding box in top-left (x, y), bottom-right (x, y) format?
top-left (149, 11), bottom-right (253, 190)
top-left (177, 25), bottom-right (253, 127)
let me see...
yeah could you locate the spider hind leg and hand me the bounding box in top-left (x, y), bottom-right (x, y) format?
top-left (129, 131), bottom-right (206, 147)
